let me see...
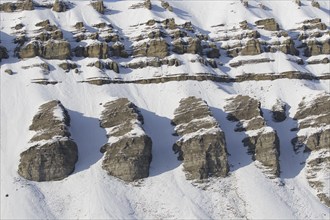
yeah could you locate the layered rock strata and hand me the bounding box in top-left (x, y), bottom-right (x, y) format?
top-left (225, 95), bottom-right (280, 177)
top-left (291, 94), bottom-right (330, 207)
top-left (172, 96), bottom-right (229, 180)
top-left (18, 100), bottom-right (78, 181)
top-left (99, 98), bottom-right (152, 182)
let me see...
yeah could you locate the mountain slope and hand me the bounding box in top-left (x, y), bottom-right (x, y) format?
top-left (1, 0), bottom-right (330, 219)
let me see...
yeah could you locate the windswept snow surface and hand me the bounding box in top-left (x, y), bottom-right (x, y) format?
top-left (1, 0), bottom-right (330, 219)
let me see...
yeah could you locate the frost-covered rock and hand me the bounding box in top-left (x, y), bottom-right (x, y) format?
top-left (172, 96), bottom-right (229, 180)
top-left (100, 98), bottom-right (152, 182)
top-left (18, 100), bottom-right (78, 181)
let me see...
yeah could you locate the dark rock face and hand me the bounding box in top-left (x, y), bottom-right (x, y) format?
top-left (0, 45), bottom-right (9, 61)
top-left (91, 0), bottom-right (105, 14)
top-left (18, 140), bottom-right (78, 181)
top-left (100, 98), bottom-right (152, 182)
top-left (18, 100), bottom-right (78, 181)
top-left (225, 95), bottom-right (280, 177)
top-left (243, 131), bottom-right (280, 176)
top-left (74, 42), bottom-right (109, 59)
top-left (133, 39), bottom-right (168, 58)
top-left (255, 18), bottom-right (279, 31)
top-left (172, 96), bottom-right (229, 180)
top-left (291, 94), bottom-right (330, 207)
top-left (172, 38), bottom-right (202, 55)
top-left (19, 40), bottom-right (71, 60)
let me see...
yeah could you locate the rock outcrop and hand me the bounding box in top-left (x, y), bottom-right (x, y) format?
top-left (172, 96), bottom-right (229, 180)
top-left (0, 0), bottom-right (34, 12)
top-left (133, 39), bottom-right (168, 58)
top-left (74, 42), bottom-right (109, 59)
top-left (91, 0), bottom-right (105, 14)
top-left (129, 0), bottom-right (151, 10)
top-left (240, 39), bottom-right (262, 56)
top-left (291, 93), bottom-right (330, 207)
top-left (18, 100), bottom-right (78, 181)
top-left (52, 0), bottom-right (68, 12)
top-left (124, 57), bottom-right (180, 69)
top-left (19, 40), bottom-right (71, 59)
top-left (255, 18), bottom-right (279, 31)
top-left (100, 98), bottom-right (152, 182)
top-left (225, 95), bottom-right (280, 177)
top-left (160, 0), bottom-right (173, 11)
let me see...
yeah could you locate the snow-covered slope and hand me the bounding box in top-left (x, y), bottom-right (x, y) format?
top-left (1, 0), bottom-right (330, 219)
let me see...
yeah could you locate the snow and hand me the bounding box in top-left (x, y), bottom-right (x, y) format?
top-left (1, 0), bottom-right (330, 219)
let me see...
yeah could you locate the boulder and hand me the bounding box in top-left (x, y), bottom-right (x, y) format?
top-left (272, 99), bottom-right (287, 122)
top-left (18, 100), bottom-right (78, 181)
top-left (255, 18), bottom-right (279, 31)
top-left (172, 96), bottom-right (229, 180)
top-left (100, 98), bottom-right (152, 182)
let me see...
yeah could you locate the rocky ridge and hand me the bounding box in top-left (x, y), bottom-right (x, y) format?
top-left (172, 96), bottom-right (229, 180)
top-left (18, 100), bottom-right (78, 181)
